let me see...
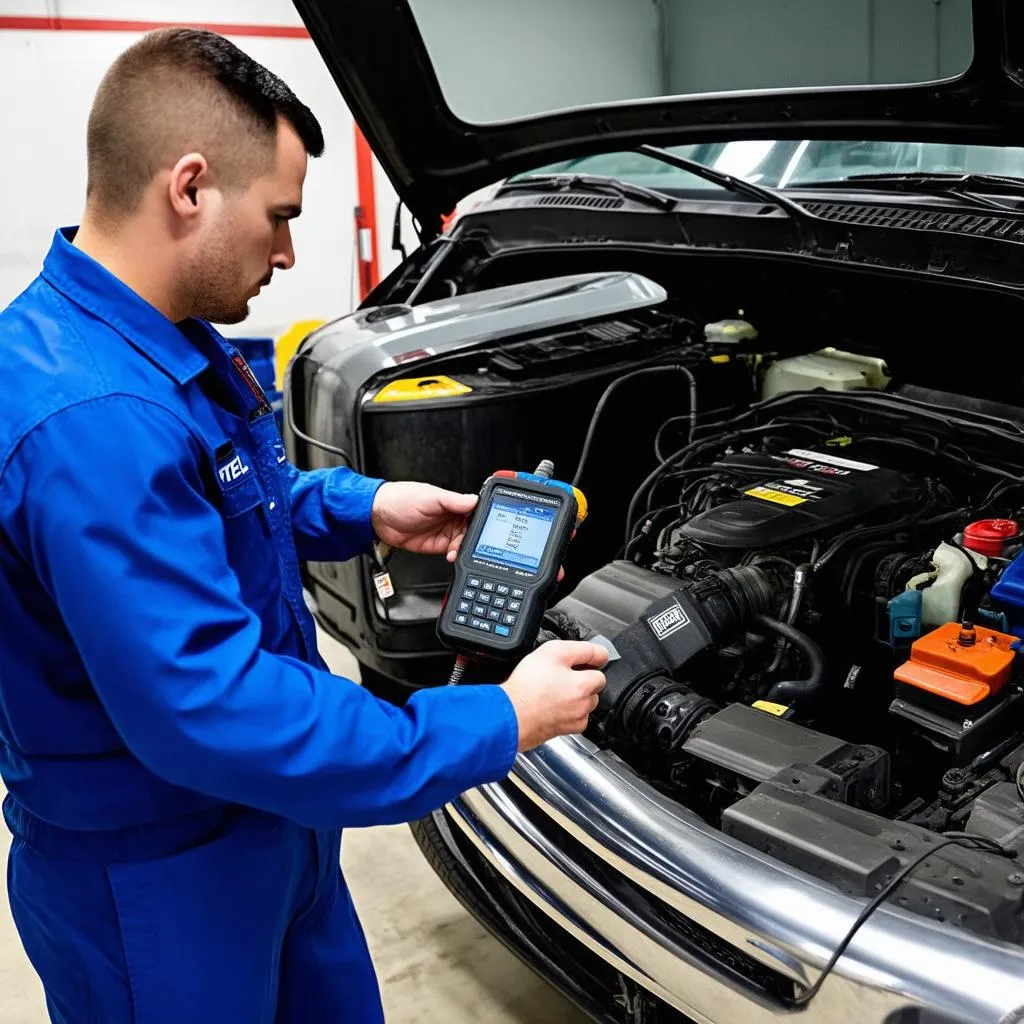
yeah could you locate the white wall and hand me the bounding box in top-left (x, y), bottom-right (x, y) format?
top-left (0, 0), bottom-right (367, 338)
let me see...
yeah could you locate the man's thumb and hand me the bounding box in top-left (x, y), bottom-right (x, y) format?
top-left (441, 490), bottom-right (478, 514)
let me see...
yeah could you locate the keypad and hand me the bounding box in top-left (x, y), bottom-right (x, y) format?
top-left (457, 575), bottom-right (523, 635)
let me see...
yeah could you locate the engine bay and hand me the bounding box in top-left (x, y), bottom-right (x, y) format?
top-left (298, 260), bottom-right (1024, 943)
top-left (544, 384), bottom-right (1024, 941)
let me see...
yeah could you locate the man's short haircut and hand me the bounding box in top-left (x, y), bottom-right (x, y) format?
top-left (86, 27), bottom-right (325, 217)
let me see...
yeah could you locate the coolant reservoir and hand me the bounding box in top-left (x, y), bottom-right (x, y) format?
top-left (906, 542), bottom-right (987, 629)
top-left (761, 348), bottom-right (890, 399)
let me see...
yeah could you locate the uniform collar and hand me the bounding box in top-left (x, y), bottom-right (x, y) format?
top-left (41, 226), bottom-right (209, 386)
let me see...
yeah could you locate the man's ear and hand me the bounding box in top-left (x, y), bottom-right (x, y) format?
top-left (168, 153), bottom-right (209, 219)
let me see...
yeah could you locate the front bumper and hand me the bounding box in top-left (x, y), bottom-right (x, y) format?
top-left (442, 734), bottom-right (1024, 1024)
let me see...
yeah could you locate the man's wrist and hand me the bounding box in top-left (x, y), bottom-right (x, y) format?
top-left (324, 468), bottom-right (386, 553)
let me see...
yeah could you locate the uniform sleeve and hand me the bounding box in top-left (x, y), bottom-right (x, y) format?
top-left (8, 395), bottom-right (518, 829)
top-left (283, 462), bottom-right (385, 563)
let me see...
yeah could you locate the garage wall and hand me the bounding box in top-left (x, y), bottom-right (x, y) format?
top-left (0, 0), bottom-right (372, 339)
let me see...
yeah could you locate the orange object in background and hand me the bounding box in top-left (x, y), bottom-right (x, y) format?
top-left (894, 621), bottom-right (1018, 706)
top-left (353, 125), bottom-right (380, 302)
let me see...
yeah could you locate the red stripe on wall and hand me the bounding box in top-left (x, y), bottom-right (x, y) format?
top-left (0, 16), bottom-right (309, 39)
top-left (353, 126), bottom-right (380, 301)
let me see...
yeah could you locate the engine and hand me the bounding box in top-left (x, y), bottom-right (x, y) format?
top-left (546, 390), bottom-right (1024, 838)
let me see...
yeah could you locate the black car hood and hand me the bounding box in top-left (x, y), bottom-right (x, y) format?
top-left (295, 0), bottom-right (1024, 235)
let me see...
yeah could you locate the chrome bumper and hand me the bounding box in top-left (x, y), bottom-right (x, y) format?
top-left (445, 734), bottom-right (1024, 1024)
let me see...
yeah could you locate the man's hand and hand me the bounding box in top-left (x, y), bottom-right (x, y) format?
top-left (501, 640), bottom-right (608, 752)
top-left (371, 481), bottom-right (565, 580)
top-left (371, 482), bottom-right (477, 560)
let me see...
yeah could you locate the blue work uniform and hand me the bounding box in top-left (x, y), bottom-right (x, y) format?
top-left (0, 228), bottom-right (519, 1023)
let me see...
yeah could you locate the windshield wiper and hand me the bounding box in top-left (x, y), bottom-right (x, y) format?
top-left (801, 172), bottom-right (1024, 212)
top-left (499, 173), bottom-right (677, 212)
top-left (634, 143), bottom-right (818, 249)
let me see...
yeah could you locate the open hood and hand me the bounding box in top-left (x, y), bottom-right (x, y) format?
top-left (294, 0), bottom-right (1024, 234)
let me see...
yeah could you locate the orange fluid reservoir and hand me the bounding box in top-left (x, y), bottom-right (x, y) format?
top-left (894, 621), bottom-right (1018, 706)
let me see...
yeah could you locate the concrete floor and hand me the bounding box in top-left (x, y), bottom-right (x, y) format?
top-left (0, 629), bottom-right (588, 1023)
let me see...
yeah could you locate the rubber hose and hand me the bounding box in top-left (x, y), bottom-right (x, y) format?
top-left (758, 614), bottom-right (826, 705)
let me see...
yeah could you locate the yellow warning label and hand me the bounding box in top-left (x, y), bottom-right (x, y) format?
top-left (753, 700), bottom-right (790, 717)
top-left (744, 486), bottom-right (806, 507)
top-left (710, 354), bottom-right (731, 364)
top-left (372, 375), bottom-right (472, 403)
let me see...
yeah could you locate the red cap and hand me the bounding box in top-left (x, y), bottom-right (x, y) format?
top-left (963, 518), bottom-right (1020, 558)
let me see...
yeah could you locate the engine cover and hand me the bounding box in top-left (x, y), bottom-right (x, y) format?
top-left (678, 446), bottom-right (909, 548)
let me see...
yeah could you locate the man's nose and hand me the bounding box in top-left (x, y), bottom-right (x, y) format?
top-left (271, 224), bottom-right (295, 271)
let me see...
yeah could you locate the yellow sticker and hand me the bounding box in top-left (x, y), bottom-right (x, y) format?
top-left (710, 354), bottom-right (731, 364)
top-left (372, 375), bottom-right (472, 403)
top-left (753, 700), bottom-right (790, 717)
top-left (744, 486), bottom-right (806, 507)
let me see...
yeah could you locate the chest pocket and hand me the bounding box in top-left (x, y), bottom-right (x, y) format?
top-left (213, 443), bottom-right (282, 612)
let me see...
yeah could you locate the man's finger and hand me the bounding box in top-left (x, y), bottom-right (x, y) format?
top-left (546, 640), bottom-right (610, 669)
top-left (573, 670), bottom-right (607, 693)
top-left (447, 532), bottom-right (465, 559)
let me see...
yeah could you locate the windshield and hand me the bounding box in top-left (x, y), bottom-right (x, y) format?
top-left (512, 141), bottom-right (1024, 190)
top-left (407, 0), bottom-right (973, 126)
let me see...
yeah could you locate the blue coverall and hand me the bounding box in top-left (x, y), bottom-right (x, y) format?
top-left (0, 228), bottom-right (519, 1022)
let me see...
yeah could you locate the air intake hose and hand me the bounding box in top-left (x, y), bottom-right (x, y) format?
top-left (591, 565), bottom-right (778, 740)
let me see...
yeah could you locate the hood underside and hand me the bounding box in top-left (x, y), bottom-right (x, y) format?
top-left (295, 0), bottom-right (1024, 233)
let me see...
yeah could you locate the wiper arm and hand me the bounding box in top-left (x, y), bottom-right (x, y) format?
top-left (635, 143), bottom-right (818, 249)
top-left (847, 171), bottom-right (1024, 195)
top-left (499, 173), bottom-right (677, 212)
top-left (811, 172), bottom-right (1024, 212)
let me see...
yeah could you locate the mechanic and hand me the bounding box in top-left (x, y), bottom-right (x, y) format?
top-left (0, 27), bottom-right (608, 1024)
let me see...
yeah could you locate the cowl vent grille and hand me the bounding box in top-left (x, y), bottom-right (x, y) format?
top-left (802, 201), bottom-right (1024, 241)
top-left (536, 193), bottom-right (624, 210)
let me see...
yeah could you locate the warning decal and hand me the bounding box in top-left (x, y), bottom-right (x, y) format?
top-left (745, 486), bottom-right (806, 507)
top-left (745, 478), bottom-right (829, 506)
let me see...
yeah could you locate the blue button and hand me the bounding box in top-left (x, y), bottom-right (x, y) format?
top-left (495, 625), bottom-right (511, 637)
